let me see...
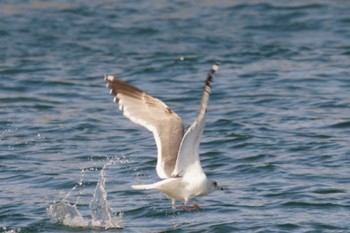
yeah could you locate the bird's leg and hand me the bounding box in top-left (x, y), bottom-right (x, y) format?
top-left (171, 199), bottom-right (177, 210)
top-left (172, 199), bottom-right (191, 211)
top-left (172, 200), bottom-right (185, 209)
top-left (182, 200), bottom-right (191, 212)
top-left (192, 202), bottom-right (200, 209)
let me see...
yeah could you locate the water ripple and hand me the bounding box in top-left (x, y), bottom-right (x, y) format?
top-left (1, 0), bottom-right (350, 232)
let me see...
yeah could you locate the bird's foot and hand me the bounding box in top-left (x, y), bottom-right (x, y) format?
top-left (172, 203), bottom-right (199, 212)
top-left (182, 205), bottom-right (191, 212)
top-left (172, 204), bottom-right (192, 212)
top-left (192, 202), bottom-right (200, 209)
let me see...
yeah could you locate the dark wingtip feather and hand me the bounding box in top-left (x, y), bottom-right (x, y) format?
top-left (210, 63), bottom-right (220, 74)
top-left (205, 62), bottom-right (220, 88)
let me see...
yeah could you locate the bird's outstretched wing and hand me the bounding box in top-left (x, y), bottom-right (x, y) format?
top-left (105, 75), bottom-right (184, 179)
top-left (171, 63), bottom-right (220, 177)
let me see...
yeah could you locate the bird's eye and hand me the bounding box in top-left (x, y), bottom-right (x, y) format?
top-left (213, 181), bottom-right (217, 186)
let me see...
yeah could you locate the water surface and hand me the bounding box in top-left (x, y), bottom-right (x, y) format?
top-left (1, 0), bottom-right (350, 232)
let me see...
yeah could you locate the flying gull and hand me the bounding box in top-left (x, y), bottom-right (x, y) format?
top-left (104, 63), bottom-right (223, 210)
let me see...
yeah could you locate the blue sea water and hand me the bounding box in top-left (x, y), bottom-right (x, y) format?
top-left (1, 0), bottom-right (350, 232)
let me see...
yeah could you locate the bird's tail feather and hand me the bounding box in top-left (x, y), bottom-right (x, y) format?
top-left (131, 183), bottom-right (157, 190)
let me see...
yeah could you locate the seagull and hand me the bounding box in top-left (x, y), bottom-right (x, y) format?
top-left (104, 63), bottom-right (223, 210)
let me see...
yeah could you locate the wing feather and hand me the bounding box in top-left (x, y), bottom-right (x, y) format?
top-left (105, 75), bottom-right (184, 179)
top-left (171, 63), bottom-right (219, 177)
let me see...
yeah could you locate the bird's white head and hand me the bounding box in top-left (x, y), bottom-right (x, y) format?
top-left (207, 180), bottom-right (224, 194)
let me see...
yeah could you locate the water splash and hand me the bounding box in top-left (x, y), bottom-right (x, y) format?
top-left (48, 160), bottom-right (124, 229)
top-left (90, 162), bottom-right (123, 228)
top-left (2, 227), bottom-right (22, 233)
top-left (47, 200), bottom-right (89, 227)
